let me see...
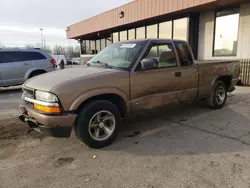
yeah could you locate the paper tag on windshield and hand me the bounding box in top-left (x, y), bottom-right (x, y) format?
top-left (120, 44), bottom-right (136, 48)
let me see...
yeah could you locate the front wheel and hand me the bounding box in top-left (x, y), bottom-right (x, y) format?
top-left (207, 81), bottom-right (227, 109)
top-left (75, 100), bottom-right (121, 149)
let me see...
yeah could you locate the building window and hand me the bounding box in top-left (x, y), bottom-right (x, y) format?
top-left (113, 32), bottom-right (119, 43)
top-left (173, 18), bottom-right (188, 41)
top-left (90, 40), bottom-right (96, 54)
top-left (213, 8), bottom-right (240, 56)
top-left (106, 37), bottom-right (112, 46)
top-left (80, 41), bottom-right (86, 54)
top-left (128, 29), bottom-right (135, 40)
top-left (120, 30), bottom-right (128, 41)
top-left (146, 24), bottom-right (158, 38)
top-left (136, 27), bottom-right (145, 39)
top-left (101, 39), bottom-right (106, 50)
top-left (86, 40), bottom-right (90, 53)
top-left (159, 21), bottom-right (172, 39)
top-left (96, 40), bottom-right (101, 53)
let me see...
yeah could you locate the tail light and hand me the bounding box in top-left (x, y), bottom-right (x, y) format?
top-left (50, 59), bottom-right (57, 67)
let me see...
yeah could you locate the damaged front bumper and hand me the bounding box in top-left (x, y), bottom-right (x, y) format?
top-left (19, 105), bottom-right (76, 138)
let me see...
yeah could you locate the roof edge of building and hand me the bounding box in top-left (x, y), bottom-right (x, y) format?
top-left (67, 0), bottom-right (248, 39)
top-left (67, 0), bottom-right (136, 28)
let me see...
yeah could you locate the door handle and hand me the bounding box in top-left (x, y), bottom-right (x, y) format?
top-left (175, 72), bottom-right (182, 77)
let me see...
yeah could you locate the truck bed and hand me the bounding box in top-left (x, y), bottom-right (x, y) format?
top-left (195, 60), bottom-right (240, 77)
top-left (195, 59), bottom-right (240, 99)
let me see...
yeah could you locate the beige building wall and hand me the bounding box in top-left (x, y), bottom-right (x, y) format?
top-left (198, 2), bottom-right (250, 60)
top-left (67, 0), bottom-right (217, 39)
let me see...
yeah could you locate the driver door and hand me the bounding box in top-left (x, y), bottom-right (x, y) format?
top-left (130, 41), bottom-right (182, 113)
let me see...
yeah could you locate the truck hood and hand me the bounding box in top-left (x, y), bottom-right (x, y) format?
top-left (24, 67), bottom-right (116, 91)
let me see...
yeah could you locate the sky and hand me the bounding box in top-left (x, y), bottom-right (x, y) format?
top-left (0, 0), bottom-right (132, 48)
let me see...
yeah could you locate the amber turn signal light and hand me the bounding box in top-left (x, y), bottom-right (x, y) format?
top-left (34, 104), bottom-right (61, 113)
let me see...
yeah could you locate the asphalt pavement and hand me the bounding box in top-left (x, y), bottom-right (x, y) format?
top-left (0, 86), bottom-right (250, 188)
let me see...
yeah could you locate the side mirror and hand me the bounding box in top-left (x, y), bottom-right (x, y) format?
top-left (140, 58), bottom-right (159, 70)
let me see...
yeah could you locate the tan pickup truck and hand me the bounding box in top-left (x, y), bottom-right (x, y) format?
top-left (19, 39), bottom-right (240, 148)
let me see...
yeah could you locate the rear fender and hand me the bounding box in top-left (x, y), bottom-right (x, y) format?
top-left (24, 68), bottom-right (46, 80)
top-left (211, 64), bottom-right (233, 86)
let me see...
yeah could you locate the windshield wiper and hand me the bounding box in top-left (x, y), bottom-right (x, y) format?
top-left (87, 61), bottom-right (112, 69)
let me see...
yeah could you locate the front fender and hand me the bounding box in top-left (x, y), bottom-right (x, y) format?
top-left (69, 87), bottom-right (131, 113)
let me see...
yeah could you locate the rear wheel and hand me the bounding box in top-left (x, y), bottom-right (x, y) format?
top-left (207, 81), bottom-right (227, 109)
top-left (75, 100), bottom-right (121, 149)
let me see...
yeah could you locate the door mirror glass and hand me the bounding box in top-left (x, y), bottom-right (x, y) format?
top-left (140, 58), bottom-right (159, 70)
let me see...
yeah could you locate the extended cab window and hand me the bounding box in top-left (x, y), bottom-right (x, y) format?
top-left (174, 41), bottom-right (193, 66)
top-left (145, 43), bottom-right (177, 68)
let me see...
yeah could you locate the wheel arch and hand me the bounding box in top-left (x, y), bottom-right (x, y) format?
top-left (25, 68), bottom-right (47, 80)
top-left (69, 88), bottom-right (130, 118)
top-left (212, 75), bottom-right (232, 90)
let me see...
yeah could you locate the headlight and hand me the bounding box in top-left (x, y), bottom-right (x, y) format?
top-left (35, 91), bottom-right (58, 103)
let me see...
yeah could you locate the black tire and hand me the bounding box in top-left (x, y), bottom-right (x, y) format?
top-left (207, 81), bottom-right (227, 109)
top-left (75, 100), bottom-right (121, 149)
top-left (29, 71), bottom-right (45, 78)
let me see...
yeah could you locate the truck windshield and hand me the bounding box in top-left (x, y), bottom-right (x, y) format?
top-left (87, 41), bottom-right (145, 69)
